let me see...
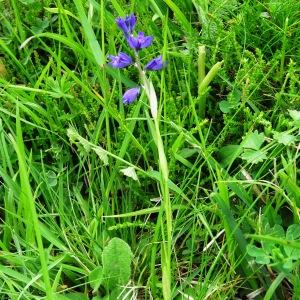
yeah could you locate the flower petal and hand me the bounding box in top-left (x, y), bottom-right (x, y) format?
top-left (107, 52), bottom-right (132, 68)
top-left (123, 87), bottom-right (140, 104)
top-left (140, 36), bottom-right (153, 49)
top-left (127, 31), bottom-right (153, 51)
top-left (116, 13), bottom-right (136, 37)
top-left (145, 55), bottom-right (166, 71)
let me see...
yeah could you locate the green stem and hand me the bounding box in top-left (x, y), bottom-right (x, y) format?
top-left (136, 57), bottom-right (172, 299)
top-left (198, 45), bottom-right (206, 94)
top-left (154, 118), bottom-right (172, 300)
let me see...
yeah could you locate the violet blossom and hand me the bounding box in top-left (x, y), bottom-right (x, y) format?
top-left (115, 13), bottom-right (136, 37)
top-left (145, 55), bottom-right (166, 71)
top-left (123, 87), bottom-right (140, 104)
top-left (107, 13), bottom-right (166, 108)
top-left (107, 52), bottom-right (133, 68)
top-left (127, 32), bottom-right (153, 51)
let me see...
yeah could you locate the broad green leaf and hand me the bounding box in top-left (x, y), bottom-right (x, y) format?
top-left (218, 144), bottom-right (241, 167)
top-left (263, 224), bottom-right (285, 253)
top-left (219, 100), bottom-right (232, 113)
top-left (247, 244), bottom-right (266, 257)
top-left (241, 149), bottom-right (267, 164)
top-left (89, 266), bottom-right (103, 292)
top-left (242, 130), bottom-right (265, 150)
top-left (256, 255), bottom-right (270, 265)
top-left (283, 260), bottom-right (293, 270)
top-left (286, 224), bottom-right (300, 240)
top-left (102, 238), bottom-right (133, 290)
top-left (46, 170), bottom-right (57, 187)
top-left (267, 224), bottom-right (285, 239)
top-left (273, 131), bottom-right (296, 146)
top-left (284, 224), bottom-right (300, 259)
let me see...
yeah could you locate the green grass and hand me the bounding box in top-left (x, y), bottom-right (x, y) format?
top-left (0, 0), bottom-right (300, 299)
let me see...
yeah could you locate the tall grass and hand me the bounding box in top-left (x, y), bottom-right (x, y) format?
top-left (0, 0), bottom-right (299, 299)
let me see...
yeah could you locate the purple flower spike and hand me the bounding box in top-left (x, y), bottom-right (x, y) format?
top-left (145, 55), bottom-right (166, 71)
top-left (127, 32), bottom-right (153, 51)
top-left (116, 13), bottom-right (136, 37)
top-left (108, 52), bottom-right (132, 68)
top-left (123, 87), bottom-right (140, 105)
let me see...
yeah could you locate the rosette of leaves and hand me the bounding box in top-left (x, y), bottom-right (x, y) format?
top-left (247, 223), bottom-right (300, 271)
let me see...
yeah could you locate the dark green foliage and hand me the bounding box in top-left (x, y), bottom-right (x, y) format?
top-left (0, 0), bottom-right (300, 299)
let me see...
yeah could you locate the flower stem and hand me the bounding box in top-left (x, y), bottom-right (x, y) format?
top-left (136, 56), bottom-right (172, 299)
top-left (154, 117), bottom-right (172, 300)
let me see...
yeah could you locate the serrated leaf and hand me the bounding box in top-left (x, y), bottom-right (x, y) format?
top-left (92, 147), bottom-right (109, 166)
top-left (89, 266), bottom-right (103, 292)
top-left (67, 127), bottom-right (91, 152)
top-left (273, 131), bottom-right (296, 146)
top-left (102, 238), bottom-right (133, 290)
top-left (241, 149), bottom-right (267, 164)
top-left (120, 166), bottom-right (138, 181)
top-left (288, 110), bottom-right (300, 127)
top-left (242, 130), bottom-right (265, 150)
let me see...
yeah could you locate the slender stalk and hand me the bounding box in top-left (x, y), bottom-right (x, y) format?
top-left (154, 118), bottom-right (172, 300)
top-left (198, 45), bottom-right (206, 118)
top-left (135, 56), bottom-right (172, 299)
top-left (198, 45), bottom-right (206, 88)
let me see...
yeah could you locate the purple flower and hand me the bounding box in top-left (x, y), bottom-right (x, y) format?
top-left (116, 14), bottom-right (136, 37)
top-left (145, 55), bottom-right (166, 71)
top-left (123, 87), bottom-right (140, 105)
top-left (107, 52), bottom-right (132, 68)
top-left (127, 32), bottom-right (153, 51)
